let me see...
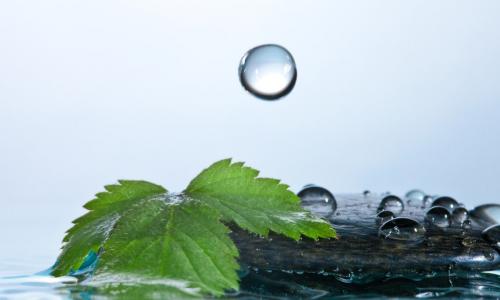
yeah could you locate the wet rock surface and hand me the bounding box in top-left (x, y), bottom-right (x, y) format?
top-left (231, 193), bottom-right (500, 283)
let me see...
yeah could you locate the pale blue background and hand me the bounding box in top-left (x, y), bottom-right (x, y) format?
top-left (1, 1), bottom-right (499, 271)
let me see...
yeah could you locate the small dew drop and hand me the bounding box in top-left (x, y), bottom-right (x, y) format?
top-left (431, 196), bottom-right (459, 212)
top-left (452, 207), bottom-right (469, 225)
top-left (297, 185), bottom-right (336, 216)
top-left (422, 195), bottom-right (434, 209)
top-left (378, 217), bottom-right (426, 241)
top-left (239, 44), bottom-right (297, 100)
top-left (405, 189), bottom-right (426, 204)
top-left (376, 210), bottom-right (395, 224)
top-left (461, 219), bottom-right (472, 230)
top-left (377, 195), bottom-right (404, 215)
top-left (426, 206), bottom-right (451, 228)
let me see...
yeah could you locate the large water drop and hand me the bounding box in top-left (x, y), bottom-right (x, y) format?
top-left (378, 217), bottom-right (426, 241)
top-left (297, 185), bottom-right (336, 216)
top-left (431, 196), bottom-right (459, 212)
top-left (239, 44), bottom-right (297, 100)
top-left (377, 195), bottom-right (404, 215)
top-left (471, 204), bottom-right (500, 226)
top-left (426, 206), bottom-right (451, 228)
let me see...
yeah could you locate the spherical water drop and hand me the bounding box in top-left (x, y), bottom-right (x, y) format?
top-left (482, 224), bottom-right (500, 245)
top-left (378, 217), bottom-right (426, 241)
top-left (426, 206), bottom-right (451, 228)
top-left (452, 207), bottom-right (469, 225)
top-left (471, 204), bottom-right (500, 226)
top-left (239, 44), bottom-right (297, 100)
top-left (297, 185), bottom-right (336, 216)
top-left (431, 196), bottom-right (459, 212)
top-left (377, 195), bottom-right (404, 215)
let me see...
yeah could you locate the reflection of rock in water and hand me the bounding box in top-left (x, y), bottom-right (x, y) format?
top-left (231, 192), bottom-right (500, 284)
top-left (232, 268), bottom-right (500, 299)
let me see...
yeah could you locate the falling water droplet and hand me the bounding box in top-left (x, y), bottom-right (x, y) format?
top-left (431, 196), bottom-right (459, 212)
top-left (378, 217), bottom-right (426, 241)
top-left (482, 224), bottom-right (500, 245)
top-left (298, 185), bottom-right (336, 216)
top-left (377, 195), bottom-right (404, 215)
top-left (426, 206), bottom-right (451, 228)
top-left (239, 44), bottom-right (297, 100)
top-left (452, 207), bottom-right (469, 225)
top-left (471, 204), bottom-right (500, 226)
top-left (376, 210), bottom-right (395, 224)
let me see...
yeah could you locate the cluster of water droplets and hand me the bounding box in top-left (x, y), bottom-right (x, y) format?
top-left (297, 186), bottom-right (500, 248)
top-left (373, 193), bottom-right (425, 241)
top-left (239, 42), bottom-right (500, 253)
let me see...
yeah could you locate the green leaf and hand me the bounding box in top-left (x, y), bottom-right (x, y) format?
top-left (52, 180), bottom-right (167, 277)
top-left (52, 159), bottom-right (336, 296)
top-left (185, 159), bottom-right (336, 240)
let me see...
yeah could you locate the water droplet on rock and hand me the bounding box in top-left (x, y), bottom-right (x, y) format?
top-left (482, 224), bottom-right (500, 245)
top-left (239, 44), bottom-right (297, 100)
top-left (426, 206), bottom-right (451, 228)
top-left (376, 210), bottom-right (395, 224)
top-left (406, 189), bottom-right (426, 202)
top-left (422, 195), bottom-right (434, 208)
top-left (471, 204), bottom-right (500, 226)
top-left (405, 189), bottom-right (426, 207)
top-left (298, 185), bottom-right (336, 216)
top-left (462, 219), bottom-right (472, 230)
top-left (431, 196), bottom-right (459, 212)
top-left (379, 217), bottom-right (426, 241)
top-left (452, 207), bottom-right (469, 225)
top-left (377, 195), bottom-right (404, 215)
